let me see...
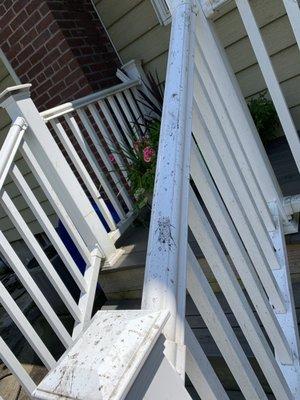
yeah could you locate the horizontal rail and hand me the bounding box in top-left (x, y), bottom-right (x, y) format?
top-left (41, 79), bottom-right (141, 121)
top-left (0, 117), bottom-right (27, 191)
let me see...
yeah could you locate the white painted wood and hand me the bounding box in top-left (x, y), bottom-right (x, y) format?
top-left (64, 113), bottom-right (124, 201)
top-left (269, 202), bottom-right (300, 397)
top-left (141, 0), bottom-right (196, 376)
top-left (185, 322), bottom-right (230, 400)
top-left (0, 279), bottom-right (55, 369)
top-left (81, 105), bottom-right (129, 187)
top-left (20, 140), bottom-right (91, 268)
top-left (10, 164), bottom-right (87, 295)
top-left (0, 189), bottom-right (82, 322)
top-left (0, 85), bottom-right (117, 257)
top-left (122, 89), bottom-right (144, 132)
top-left (192, 103), bottom-right (286, 312)
top-left (50, 118), bottom-right (117, 229)
top-left (41, 80), bottom-right (141, 121)
top-left (0, 336), bottom-right (36, 396)
top-left (194, 41), bottom-right (275, 232)
top-left (236, 0), bottom-right (300, 173)
top-left (187, 246), bottom-right (269, 400)
top-left (188, 193), bottom-right (293, 399)
top-left (98, 99), bottom-right (131, 165)
top-left (72, 246), bottom-right (102, 339)
top-left (77, 107), bottom-right (132, 212)
top-left (34, 310), bottom-right (170, 400)
top-left (0, 229), bottom-right (71, 348)
top-left (193, 67), bottom-right (280, 270)
top-left (283, 0), bottom-right (300, 52)
top-left (194, 7), bottom-right (285, 215)
top-left (115, 91), bottom-right (142, 137)
top-left (0, 117), bottom-right (27, 191)
top-left (50, 118), bottom-right (119, 230)
top-left (190, 142), bottom-right (292, 362)
top-left (107, 95), bottom-right (134, 147)
top-left (120, 60), bottom-right (161, 119)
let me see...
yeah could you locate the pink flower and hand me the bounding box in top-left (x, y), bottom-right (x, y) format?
top-left (109, 153), bottom-right (116, 163)
top-left (143, 146), bottom-right (155, 163)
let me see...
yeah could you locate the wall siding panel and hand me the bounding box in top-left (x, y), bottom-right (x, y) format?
top-left (95, 0), bottom-right (300, 130)
top-left (94, 0), bottom-right (171, 84)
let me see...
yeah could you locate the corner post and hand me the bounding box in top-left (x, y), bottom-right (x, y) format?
top-left (141, 0), bottom-right (197, 378)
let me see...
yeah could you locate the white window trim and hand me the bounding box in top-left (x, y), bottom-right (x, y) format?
top-left (151, 0), bottom-right (172, 26)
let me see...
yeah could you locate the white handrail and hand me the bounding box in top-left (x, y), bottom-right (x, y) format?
top-left (142, 0), bottom-right (197, 377)
top-left (0, 116), bottom-right (27, 191)
top-left (41, 79), bottom-right (141, 121)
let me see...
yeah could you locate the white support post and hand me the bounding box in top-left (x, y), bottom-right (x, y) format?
top-left (0, 85), bottom-right (118, 262)
top-left (269, 202), bottom-right (300, 398)
top-left (141, 0), bottom-right (197, 377)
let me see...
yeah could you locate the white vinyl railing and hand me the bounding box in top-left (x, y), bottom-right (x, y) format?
top-left (201, 0), bottom-right (300, 179)
top-left (0, 117), bottom-right (103, 396)
top-left (143, 0), bottom-right (300, 399)
top-left (0, 79), bottom-right (143, 395)
top-left (41, 80), bottom-right (144, 241)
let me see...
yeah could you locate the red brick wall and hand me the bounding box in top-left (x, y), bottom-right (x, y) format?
top-left (0, 0), bottom-right (121, 111)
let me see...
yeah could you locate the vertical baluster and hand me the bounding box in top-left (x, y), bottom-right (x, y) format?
top-left (77, 108), bottom-right (133, 211)
top-left (236, 0), bottom-right (300, 173)
top-left (282, 0), bottom-right (300, 52)
top-left (107, 95), bottom-right (134, 147)
top-left (50, 119), bottom-right (120, 230)
top-left (0, 337), bottom-right (36, 396)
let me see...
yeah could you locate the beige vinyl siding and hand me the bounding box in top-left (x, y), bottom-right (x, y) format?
top-left (0, 58), bottom-right (56, 243)
top-left (95, 0), bottom-right (300, 131)
top-left (93, 0), bottom-right (171, 84)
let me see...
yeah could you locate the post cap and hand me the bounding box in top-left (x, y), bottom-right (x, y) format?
top-left (33, 310), bottom-right (170, 400)
top-left (0, 84), bottom-right (32, 106)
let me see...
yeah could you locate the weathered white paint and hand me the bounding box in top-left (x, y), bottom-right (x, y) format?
top-left (0, 337), bottom-right (36, 397)
top-left (187, 246), bottom-right (269, 400)
top-left (269, 202), bottom-right (300, 398)
top-left (185, 322), bottom-right (230, 400)
top-left (33, 310), bottom-right (170, 400)
top-left (141, 0), bottom-right (197, 376)
top-left (195, 5), bottom-right (285, 216)
top-left (189, 191), bottom-right (293, 399)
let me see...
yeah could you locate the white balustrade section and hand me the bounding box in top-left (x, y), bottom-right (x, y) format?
top-left (0, 120), bottom-right (105, 395)
top-left (142, 0), bottom-right (300, 398)
top-left (0, 83), bottom-right (138, 395)
top-left (42, 79), bottom-right (143, 240)
top-left (235, 0), bottom-right (300, 174)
